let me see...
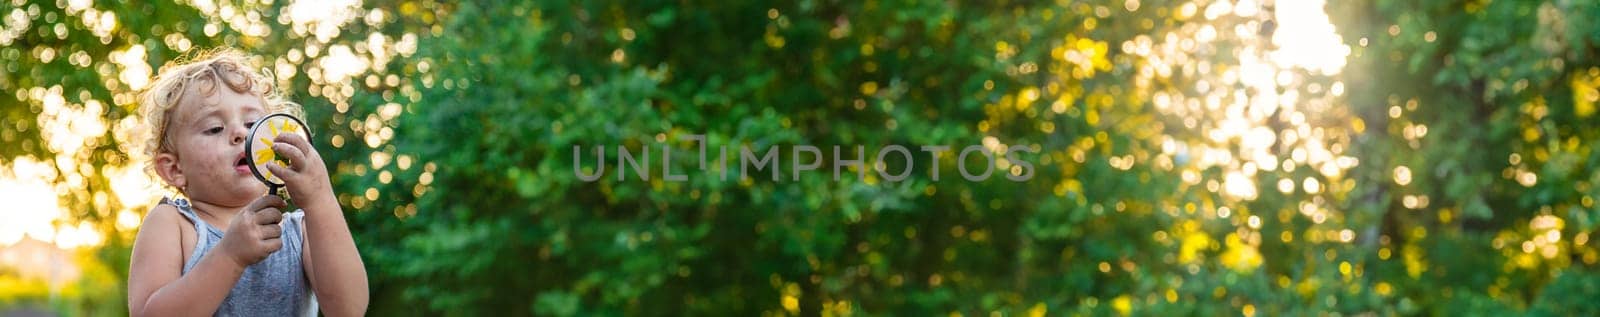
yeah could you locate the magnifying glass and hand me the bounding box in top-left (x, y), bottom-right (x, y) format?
top-left (244, 113), bottom-right (312, 199)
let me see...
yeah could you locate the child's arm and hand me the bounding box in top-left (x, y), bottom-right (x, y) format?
top-left (128, 198), bottom-right (288, 316)
top-left (267, 133), bottom-right (370, 316)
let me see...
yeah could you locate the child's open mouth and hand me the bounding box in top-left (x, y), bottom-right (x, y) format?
top-left (234, 152), bottom-right (252, 175)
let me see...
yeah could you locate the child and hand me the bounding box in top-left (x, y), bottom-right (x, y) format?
top-left (126, 49), bottom-right (368, 316)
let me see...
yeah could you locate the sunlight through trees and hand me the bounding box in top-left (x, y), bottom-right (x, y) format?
top-left (3, 0), bottom-right (1600, 315)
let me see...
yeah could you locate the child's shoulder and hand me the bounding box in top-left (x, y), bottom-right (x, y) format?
top-left (139, 200), bottom-right (195, 231)
top-left (144, 202), bottom-right (179, 221)
top-left (131, 200), bottom-right (200, 261)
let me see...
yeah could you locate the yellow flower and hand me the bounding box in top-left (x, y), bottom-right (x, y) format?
top-left (251, 118), bottom-right (304, 183)
top-left (255, 137), bottom-right (276, 164)
top-left (254, 138), bottom-right (277, 181)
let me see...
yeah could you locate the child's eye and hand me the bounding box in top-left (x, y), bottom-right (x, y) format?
top-left (205, 127), bottom-right (224, 135)
top-left (244, 121), bottom-right (255, 129)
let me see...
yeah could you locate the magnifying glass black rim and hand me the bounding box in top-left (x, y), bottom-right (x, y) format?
top-left (244, 113), bottom-right (312, 187)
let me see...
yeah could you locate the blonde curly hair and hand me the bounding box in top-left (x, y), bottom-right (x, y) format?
top-left (138, 48), bottom-right (303, 191)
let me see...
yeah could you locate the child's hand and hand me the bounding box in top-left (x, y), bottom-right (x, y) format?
top-left (264, 133), bottom-right (335, 208)
top-left (217, 195), bottom-right (287, 268)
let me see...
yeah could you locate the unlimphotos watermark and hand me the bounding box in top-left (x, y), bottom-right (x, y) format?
top-left (574, 134), bottom-right (1037, 182)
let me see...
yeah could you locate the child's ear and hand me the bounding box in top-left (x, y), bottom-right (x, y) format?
top-left (155, 153), bottom-right (186, 190)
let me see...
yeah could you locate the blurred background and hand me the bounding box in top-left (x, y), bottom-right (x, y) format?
top-left (3, 0), bottom-right (1600, 315)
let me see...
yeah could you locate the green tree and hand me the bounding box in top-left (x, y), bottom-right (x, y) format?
top-left (4, 0), bottom-right (1600, 316)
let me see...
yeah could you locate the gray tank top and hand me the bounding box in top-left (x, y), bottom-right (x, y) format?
top-left (166, 197), bottom-right (318, 316)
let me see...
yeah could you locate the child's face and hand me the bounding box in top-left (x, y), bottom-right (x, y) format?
top-left (158, 87), bottom-right (270, 207)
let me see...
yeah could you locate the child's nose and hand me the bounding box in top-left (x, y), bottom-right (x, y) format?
top-left (231, 127), bottom-right (247, 145)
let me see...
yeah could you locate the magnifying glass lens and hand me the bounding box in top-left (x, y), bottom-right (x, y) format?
top-left (244, 113), bottom-right (311, 189)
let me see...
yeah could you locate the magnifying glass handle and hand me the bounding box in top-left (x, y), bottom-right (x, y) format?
top-left (267, 185), bottom-right (297, 212)
top-left (269, 184), bottom-right (290, 198)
